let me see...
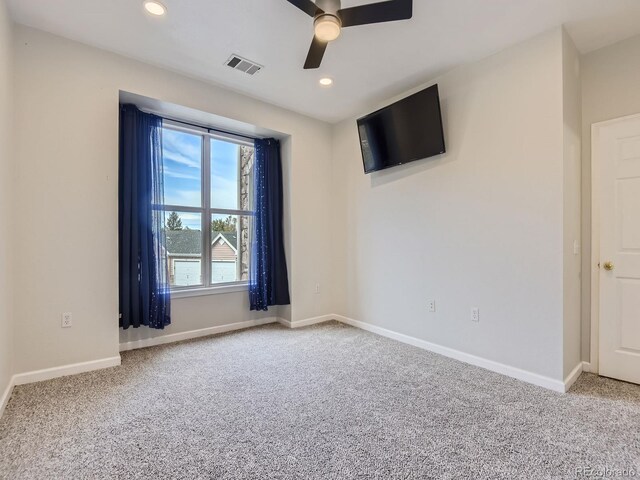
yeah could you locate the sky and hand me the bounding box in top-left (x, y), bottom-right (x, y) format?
top-left (162, 128), bottom-right (241, 231)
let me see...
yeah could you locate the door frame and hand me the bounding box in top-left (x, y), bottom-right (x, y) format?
top-left (590, 112), bottom-right (640, 375)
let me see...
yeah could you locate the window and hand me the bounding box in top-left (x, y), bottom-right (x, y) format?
top-left (157, 121), bottom-right (254, 292)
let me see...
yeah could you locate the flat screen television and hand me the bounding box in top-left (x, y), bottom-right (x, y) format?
top-left (357, 84), bottom-right (445, 174)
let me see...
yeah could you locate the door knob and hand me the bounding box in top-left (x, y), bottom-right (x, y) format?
top-left (603, 261), bottom-right (614, 271)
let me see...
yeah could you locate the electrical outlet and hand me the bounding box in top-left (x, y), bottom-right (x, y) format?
top-left (427, 300), bottom-right (436, 312)
top-left (315, 283), bottom-right (320, 294)
top-left (471, 308), bottom-right (480, 323)
top-left (61, 312), bottom-right (73, 328)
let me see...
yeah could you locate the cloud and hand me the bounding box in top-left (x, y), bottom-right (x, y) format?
top-left (178, 212), bottom-right (202, 230)
top-left (164, 189), bottom-right (202, 208)
top-left (210, 174), bottom-right (238, 209)
top-left (163, 149), bottom-right (201, 169)
top-left (163, 167), bottom-right (200, 180)
top-left (160, 128), bottom-right (252, 212)
top-left (176, 190), bottom-right (202, 206)
top-left (162, 129), bottom-right (202, 169)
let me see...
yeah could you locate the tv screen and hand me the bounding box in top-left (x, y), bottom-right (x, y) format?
top-left (357, 84), bottom-right (445, 174)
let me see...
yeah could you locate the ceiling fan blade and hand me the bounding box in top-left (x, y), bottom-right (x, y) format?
top-left (338, 0), bottom-right (412, 28)
top-left (286, 0), bottom-right (323, 17)
top-left (304, 36), bottom-right (328, 69)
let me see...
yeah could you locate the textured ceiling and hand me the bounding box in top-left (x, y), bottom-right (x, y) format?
top-left (8, 0), bottom-right (640, 122)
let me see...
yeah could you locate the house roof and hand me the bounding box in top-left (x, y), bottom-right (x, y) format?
top-left (212, 231), bottom-right (237, 250)
top-left (165, 229), bottom-right (201, 255)
top-left (165, 229), bottom-right (238, 255)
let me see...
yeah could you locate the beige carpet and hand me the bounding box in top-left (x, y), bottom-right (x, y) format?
top-left (1, 321), bottom-right (639, 479)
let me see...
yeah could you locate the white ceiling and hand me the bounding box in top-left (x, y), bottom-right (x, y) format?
top-left (8, 0), bottom-right (640, 123)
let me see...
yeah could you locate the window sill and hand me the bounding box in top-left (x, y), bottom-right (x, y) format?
top-left (170, 283), bottom-right (248, 299)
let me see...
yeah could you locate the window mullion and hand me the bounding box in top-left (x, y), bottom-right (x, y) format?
top-left (203, 135), bottom-right (211, 288)
top-left (162, 123), bottom-right (253, 293)
top-left (209, 208), bottom-right (255, 216)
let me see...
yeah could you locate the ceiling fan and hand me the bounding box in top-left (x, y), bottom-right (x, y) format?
top-left (286, 0), bottom-right (413, 69)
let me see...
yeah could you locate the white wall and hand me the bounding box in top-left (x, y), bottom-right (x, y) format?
top-left (0, 0), bottom-right (13, 396)
top-left (581, 33), bottom-right (640, 363)
top-left (562, 30), bottom-right (582, 377)
top-left (12, 26), bottom-right (333, 373)
top-left (332, 28), bottom-right (570, 381)
top-left (9, 22), bottom-right (587, 385)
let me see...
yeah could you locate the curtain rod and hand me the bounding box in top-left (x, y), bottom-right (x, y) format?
top-left (123, 103), bottom-right (262, 141)
top-left (158, 115), bottom-right (260, 142)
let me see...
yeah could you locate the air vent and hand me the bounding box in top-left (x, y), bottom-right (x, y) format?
top-left (225, 55), bottom-right (263, 76)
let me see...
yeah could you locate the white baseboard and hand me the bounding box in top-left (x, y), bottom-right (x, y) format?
top-left (0, 376), bottom-right (15, 419)
top-left (13, 356), bottom-right (122, 387)
top-left (276, 313), bottom-right (574, 393)
top-left (3, 311), bottom-right (584, 419)
top-left (119, 317), bottom-right (278, 352)
top-left (277, 314), bottom-right (335, 329)
top-left (563, 362), bottom-right (584, 392)
top-left (582, 361), bottom-right (594, 373)
top-left (332, 315), bottom-right (568, 393)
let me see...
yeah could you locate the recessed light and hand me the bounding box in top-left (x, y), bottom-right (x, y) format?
top-left (319, 77), bottom-right (333, 87)
top-left (144, 1), bottom-right (166, 16)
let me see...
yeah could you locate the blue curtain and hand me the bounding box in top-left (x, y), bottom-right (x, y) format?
top-left (119, 104), bottom-right (171, 330)
top-left (250, 138), bottom-right (291, 311)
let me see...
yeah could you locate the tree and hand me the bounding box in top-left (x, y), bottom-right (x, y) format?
top-left (166, 211), bottom-right (183, 231)
top-left (211, 215), bottom-right (237, 233)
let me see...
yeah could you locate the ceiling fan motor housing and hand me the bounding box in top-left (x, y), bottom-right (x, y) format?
top-left (315, 0), bottom-right (341, 15)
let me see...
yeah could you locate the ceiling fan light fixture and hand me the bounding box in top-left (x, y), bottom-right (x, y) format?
top-left (286, 0), bottom-right (413, 69)
top-left (144, 1), bottom-right (167, 16)
top-left (314, 14), bottom-right (341, 42)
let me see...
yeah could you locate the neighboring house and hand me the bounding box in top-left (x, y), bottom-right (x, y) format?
top-left (211, 231), bottom-right (238, 283)
top-left (165, 229), bottom-right (238, 286)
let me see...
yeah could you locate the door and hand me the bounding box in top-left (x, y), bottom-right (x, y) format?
top-left (597, 114), bottom-right (640, 384)
top-left (174, 260), bottom-right (202, 286)
top-left (212, 261), bottom-right (237, 283)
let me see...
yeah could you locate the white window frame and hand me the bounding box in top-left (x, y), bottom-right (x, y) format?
top-left (157, 120), bottom-right (255, 297)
